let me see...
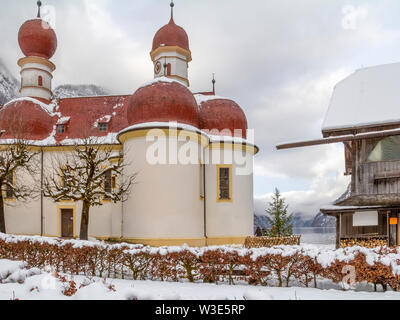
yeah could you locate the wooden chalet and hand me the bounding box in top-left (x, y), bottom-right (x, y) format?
top-left (277, 62), bottom-right (400, 248)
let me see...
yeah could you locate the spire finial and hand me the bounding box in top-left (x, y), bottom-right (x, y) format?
top-left (37, 0), bottom-right (42, 18)
top-left (212, 73), bottom-right (216, 94)
top-left (170, 0), bottom-right (174, 20)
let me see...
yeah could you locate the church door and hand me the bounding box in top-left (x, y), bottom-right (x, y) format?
top-left (61, 209), bottom-right (74, 238)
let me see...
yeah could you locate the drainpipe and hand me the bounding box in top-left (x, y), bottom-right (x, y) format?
top-left (40, 148), bottom-right (44, 236)
top-left (203, 162), bottom-right (207, 245)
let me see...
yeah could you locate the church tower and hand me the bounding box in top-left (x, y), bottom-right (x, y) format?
top-left (150, 1), bottom-right (192, 87)
top-left (17, 1), bottom-right (57, 101)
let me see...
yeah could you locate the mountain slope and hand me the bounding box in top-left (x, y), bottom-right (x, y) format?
top-left (0, 57), bottom-right (112, 103)
top-left (254, 212), bottom-right (336, 233)
top-left (53, 84), bottom-right (111, 99)
top-left (0, 60), bottom-right (19, 106)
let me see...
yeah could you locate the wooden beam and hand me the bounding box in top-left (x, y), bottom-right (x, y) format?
top-left (374, 171), bottom-right (400, 180)
top-left (337, 194), bottom-right (400, 206)
top-left (276, 129), bottom-right (400, 150)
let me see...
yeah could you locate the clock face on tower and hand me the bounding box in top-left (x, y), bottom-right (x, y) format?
top-left (154, 61), bottom-right (162, 75)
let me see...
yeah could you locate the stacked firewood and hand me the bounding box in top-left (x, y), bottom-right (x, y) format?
top-left (340, 237), bottom-right (388, 248)
top-left (244, 235), bottom-right (301, 248)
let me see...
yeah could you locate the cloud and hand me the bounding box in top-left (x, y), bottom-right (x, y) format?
top-left (342, 5), bottom-right (369, 30)
top-left (2, 0), bottom-right (400, 218)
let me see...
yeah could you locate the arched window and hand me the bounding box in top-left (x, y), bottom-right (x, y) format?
top-left (38, 76), bottom-right (43, 87)
top-left (367, 136), bottom-right (400, 162)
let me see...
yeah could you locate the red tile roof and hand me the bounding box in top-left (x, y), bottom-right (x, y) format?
top-left (152, 18), bottom-right (190, 52)
top-left (0, 95), bottom-right (130, 144)
top-left (199, 98), bottom-right (248, 139)
top-left (127, 80), bottom-right (199, 128)
top-left (54, 95), bottom-right (130, 143)
top-left (18, 19), bottom-right (57, 59)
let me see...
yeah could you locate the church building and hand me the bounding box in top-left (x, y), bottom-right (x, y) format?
top-left (0, 1), bottom-right (258, 246)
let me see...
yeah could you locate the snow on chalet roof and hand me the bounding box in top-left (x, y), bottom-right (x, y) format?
top-left (320, 204), bottom-right (382, 212)
top-left (322, 62), bottom-right (400, 133)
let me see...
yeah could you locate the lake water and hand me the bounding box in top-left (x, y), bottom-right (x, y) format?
top-left (293, 227), bottom-right (336, 245)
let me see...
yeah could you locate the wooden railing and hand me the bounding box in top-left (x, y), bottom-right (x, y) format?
top-left (244, 235), bottom-right (301, 248)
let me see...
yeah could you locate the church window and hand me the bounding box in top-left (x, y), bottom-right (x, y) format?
top-left (217, 165), bottom-right (232, 201)
top-left (103, 170), bottom-right (114, 201)
top-left (57, 124), bottom-right (65, 134)
top-left (367, 136), bottom-right (400, 162)
top-left (38, 76), bottom-right (43, 87)
top-left (99, 123), bottom-right (108, 132)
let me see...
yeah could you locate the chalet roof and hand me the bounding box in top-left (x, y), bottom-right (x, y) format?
top-left (322, 62), bottom-right (400, 135)
top-left (320, 204), bottom-right (383, 215)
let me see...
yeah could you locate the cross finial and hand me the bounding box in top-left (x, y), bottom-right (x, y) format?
top-left (170, 0), bottom-right (174, 20)
top-left (37, 0), bottom-right (42, 18)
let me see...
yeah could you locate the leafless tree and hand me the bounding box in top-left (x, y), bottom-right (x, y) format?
top-left (0, 140), bottom-right (40, 233)
top-left (43, 137), bottom-right (136, 240)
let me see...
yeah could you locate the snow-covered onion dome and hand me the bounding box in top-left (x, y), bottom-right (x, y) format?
top-left (198, 98), bottom-right (248, 139)
top-left (0, 98), bottom-right (55, 140)
top-left (152, 17), bottom-right (190, 52)
top-left (127, 78), bottom-right (199, 128)
top-left (18, 18), bottom-right (57, 60)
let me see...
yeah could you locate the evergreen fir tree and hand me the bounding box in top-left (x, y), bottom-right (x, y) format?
top-left (255, 226), bottom-right (263, 237)
top-left (263, 188), bottom-right (293, 237)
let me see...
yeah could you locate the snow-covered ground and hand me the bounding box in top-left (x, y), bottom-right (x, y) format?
top-left (1, 259), bottom-right (400, 300)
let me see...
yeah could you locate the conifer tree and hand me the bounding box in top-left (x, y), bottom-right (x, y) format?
top-left (264, 188), bottom-right (293, 237)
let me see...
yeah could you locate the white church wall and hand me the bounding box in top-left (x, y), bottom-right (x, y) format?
top-left (121, 133), bottom-right (205, 245)
top-left (4, 149), bottom-right (120, 239)
top-left (205, 146), bottom-right (254, 244)
top-left (20, 62), bottom-right (53, 100)
top-left (4, 156), bottom-right (42, 236)
top-left (153, 51), bottom-right (189, 86)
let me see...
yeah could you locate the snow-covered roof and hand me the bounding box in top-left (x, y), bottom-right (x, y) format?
top-left (3, 97), bottom-right (59, 117)
top-left (193, 94), bottom-right (233, 106)
top-left (322, 62), bottom-right (400, 133)
top-left (320, 204), bottom-right (382, 211)
top-left (57, 116), bottom-right (70, 125)
top-left (137, 77), bottom-right (183, 90)
top-left (118, 122), bottom-right (257, 149)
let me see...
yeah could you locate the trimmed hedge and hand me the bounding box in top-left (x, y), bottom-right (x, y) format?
top-left (1, 233), bottom-right (400, 291)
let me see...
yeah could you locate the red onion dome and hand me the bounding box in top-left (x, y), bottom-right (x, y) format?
top-left (199, 98), bottom-right (248, 139)
top-left (0, 98), bottom-right (55, 140)
top-left (127, 79), bottom-right (199, 128)
top-left (18, 19), bottom-right (57, 59)
top-left (152, 18), bottom-right (189, 52)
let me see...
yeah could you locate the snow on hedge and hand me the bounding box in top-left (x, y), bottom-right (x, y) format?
top-left (1, 233), bottom-right (400, 272)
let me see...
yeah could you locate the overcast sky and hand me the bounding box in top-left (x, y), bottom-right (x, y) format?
top-left (2, 0), bottom-right (400, 217)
